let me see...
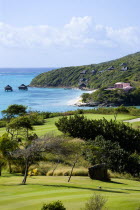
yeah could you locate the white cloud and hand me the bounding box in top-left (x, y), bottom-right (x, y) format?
top-left (95, 24), bottom-right (140, 49)
top-left (0, 16), bottom-right (139, 51)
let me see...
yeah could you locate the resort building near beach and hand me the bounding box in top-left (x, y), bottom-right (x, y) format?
top-left (18, 84), bottom-right (28, 90)
top-left (79, 83), bottom-right (87, 89)
top-left (5, 85), bottom-right (13, 91)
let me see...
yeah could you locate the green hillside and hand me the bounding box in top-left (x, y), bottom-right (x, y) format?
top-left (30, 52), bottom-right (140, 89)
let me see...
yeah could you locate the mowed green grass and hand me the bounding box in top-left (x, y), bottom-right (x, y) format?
top-left (0, 176), bottom-right (139, 210)
top-left (0, 114), bottom-right (136, 137)
top-left (130, 121), bottom-right (140, 130)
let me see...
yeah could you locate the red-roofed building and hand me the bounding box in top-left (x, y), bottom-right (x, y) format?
top-left (114, 82), bottom-right (133, 91)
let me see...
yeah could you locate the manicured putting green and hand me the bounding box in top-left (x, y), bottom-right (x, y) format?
top-left (0, 176), bottom-right (139, 210)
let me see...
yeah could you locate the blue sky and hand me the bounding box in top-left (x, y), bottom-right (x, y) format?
top-left (0, 0), bottom-right (140, 67)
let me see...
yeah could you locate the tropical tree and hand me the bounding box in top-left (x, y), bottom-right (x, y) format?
top-left (67, 140), bottom-right (84, 182)
top-left (0, 133), bottom-right (18, 173)
top-left (2, 104), bottom-right (27, 120)
top-left (6, 116), bottom-right (33, 142)
top-left (12, 139), bottom-right (43, 184)
top-left (12, 135), bottom-right (75, 184)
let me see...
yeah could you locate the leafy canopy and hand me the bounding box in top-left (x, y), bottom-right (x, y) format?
top-left (2, 104), bottom-right (27, 119)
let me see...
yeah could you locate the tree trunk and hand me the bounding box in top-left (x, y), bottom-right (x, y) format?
top-left (68, 158), bottom-right (78, 182)
top-left (114, 113), bottom-right (118, 121)
top-left (8, 161), bottom-right (12, 174)
top-left (22, 161), bottom-right (29, 185)
top-left (52, 160), bottom-right (60, 176)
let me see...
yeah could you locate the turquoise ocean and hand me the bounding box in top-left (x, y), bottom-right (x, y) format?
top-left (0, 68), bottom-right (93, 116)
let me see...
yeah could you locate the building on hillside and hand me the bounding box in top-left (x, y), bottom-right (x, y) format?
top-left (5, 85), bottom-right (13, 91)
top-left (120, 63), bottom-right (127, 66)
top-left (80, 70), bottom-right (87, 74)
top-left (91, 70), bottom-right (96, 75)
top-left (79, 83), bottom-right (86, 89)
top-left (18, 84), bottom-right (28, 90)
top-left (121, 67), bottom-right (128, 71)
top-left (99, 70), bottom-right (105, 73)
top-left (79, 78), bottom-right (87, 82)
top-left (106, 82), bottom-right (133, 91)
top-left (107, 66), bottom-right (114, 70)
top-left (114, 82), bottom-right (133, 91)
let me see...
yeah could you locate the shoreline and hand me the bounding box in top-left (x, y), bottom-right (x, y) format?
top-left (68, 89), bottom-right (97, 106)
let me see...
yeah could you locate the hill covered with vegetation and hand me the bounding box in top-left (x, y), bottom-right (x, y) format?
top-left (82, 88), bottom-right (140, 106)
top-left (30, 52), bottom-right (140, 89)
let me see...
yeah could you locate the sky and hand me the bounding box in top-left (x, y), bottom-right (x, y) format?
top-left (0, 0), bottom-right (140, 67)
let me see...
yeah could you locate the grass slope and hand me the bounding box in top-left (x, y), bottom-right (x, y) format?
top-left (0, 176), bottom-right (140, 210)
top-left (0, 114), bottom-right (136, 137)
top-left (30, 52), bottom-right (140, 89)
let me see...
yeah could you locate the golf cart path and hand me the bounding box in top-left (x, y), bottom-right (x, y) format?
top-left (123, 118), bottom-right (140, 123)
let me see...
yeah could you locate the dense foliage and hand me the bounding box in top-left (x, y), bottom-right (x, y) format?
top-left (82, 88), bottom-right (140, 106)
top-left (55, 115), bottom-right (140, 175)
top-left (1, 103), bottom-right (140, 179)
top-left (55, 115), bottom-right (140, 153)
top-left (2, 104), bottom-right (27, 119)
top-left (30, 52), bottom-right (140, 89)
top-left (27, 112), bottom-right (45, 125)
top-left (86, 136), bottom-right (140, 175)
top-left (40, 106), bottom-right (140, 117)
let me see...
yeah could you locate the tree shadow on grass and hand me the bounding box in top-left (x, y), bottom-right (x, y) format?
top-left (0, 182), bottom-right (128, 193)
top-left (107, 180), bottom-right (127, 185)
top-left (42, 184), bottom-right (128, 194)
top-left (122, 188), bottom-right (140, 192)
top-left (90, 179), bottom-right (127, 185)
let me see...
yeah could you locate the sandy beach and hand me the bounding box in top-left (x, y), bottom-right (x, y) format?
top-left (67, 89), bottom-right (97, 106)
top-left (67, 96), bottom-right (82, 106)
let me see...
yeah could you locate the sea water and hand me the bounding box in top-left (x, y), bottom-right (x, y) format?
top-left (0, 68), bottom-right (93, 116)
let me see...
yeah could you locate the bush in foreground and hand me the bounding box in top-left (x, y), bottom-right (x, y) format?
top-left (82, 194), bottom-right (107, 210)
top-left (41, 200), bottom-right (66, 210)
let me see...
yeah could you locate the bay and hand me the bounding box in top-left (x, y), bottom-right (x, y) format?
top-left (0, 68), bottom-right (93, 116)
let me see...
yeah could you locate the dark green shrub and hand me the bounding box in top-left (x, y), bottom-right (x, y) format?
top-left (115, 105), bottom-right (129, 113)
top-left (125, 152), bottom-right (140, 176)
top-left (56, 115), bottom-right (140, 153)
top-left (41, 201), bottom-right (66, 210)
top-left (76, 109), bottom-right (84, 114)
top-left (129, 108), bottom-right (140, 116)
top-left (82, 93), bottom-right (90, 103)
top-left (86, 136), bottom-right (129, 173)
top-left (41, 112), bottom-right (52, 119)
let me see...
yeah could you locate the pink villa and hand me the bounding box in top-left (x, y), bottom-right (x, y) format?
top-left (114, 82), bottom-right (133, 91)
